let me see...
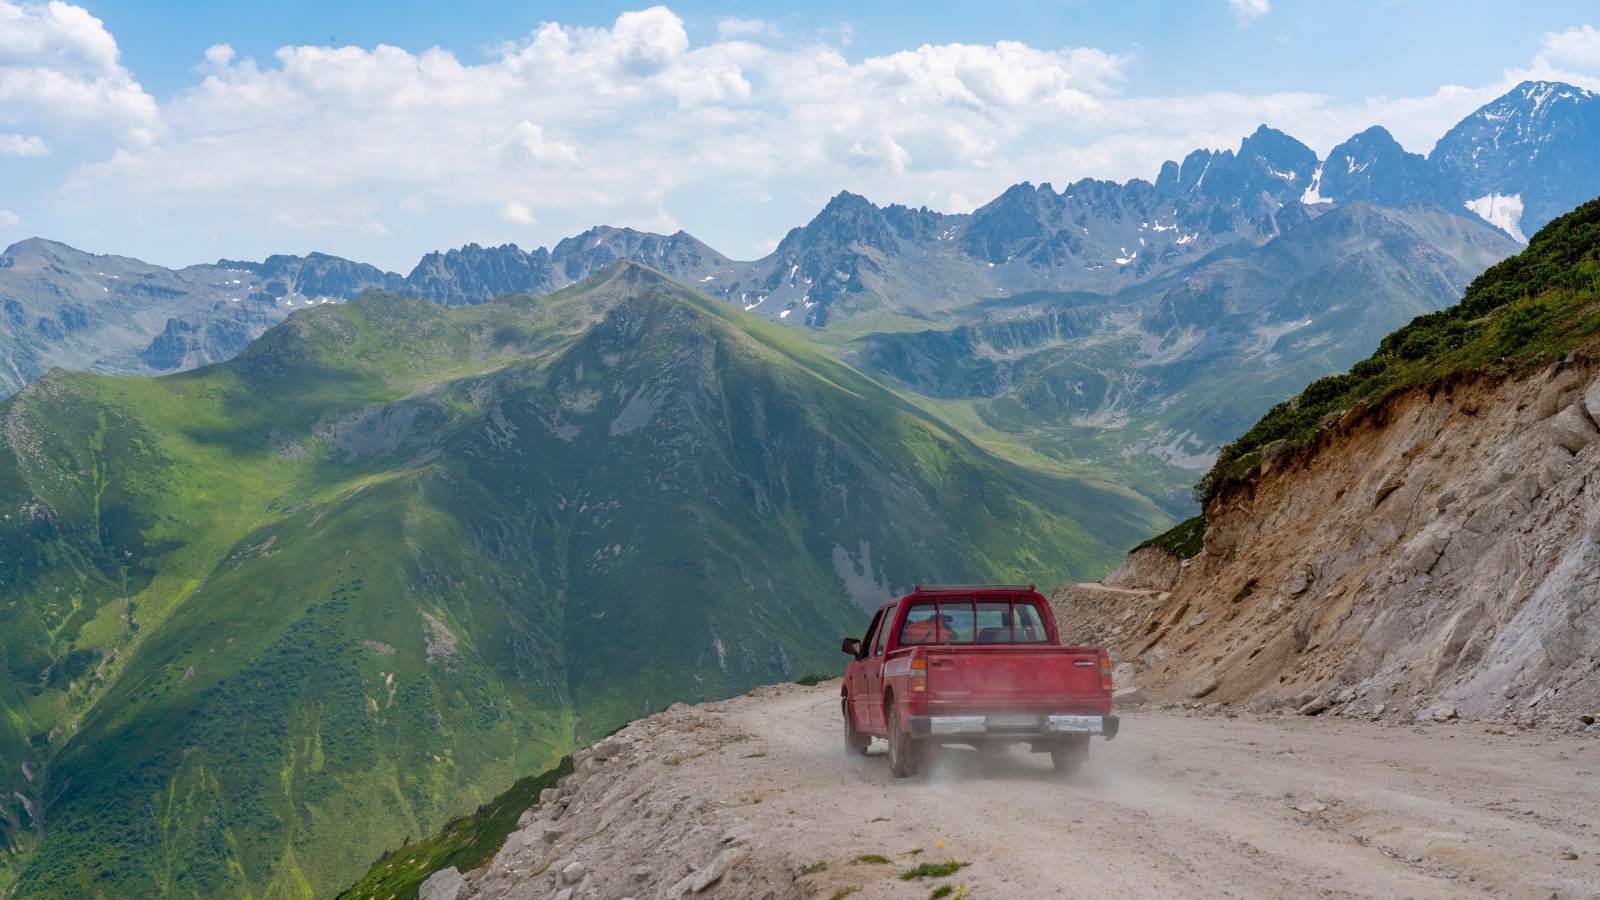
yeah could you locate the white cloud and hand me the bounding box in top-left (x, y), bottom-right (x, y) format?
top-left (717, 17), bottom-right (770, 39)
top-left (0, 1), bottom-right (158, 143)
top-left (1, 3), bottom-right (1590, 269)
top-left (0, 131), bottom-right (46, 154)
top-left (1535, 25), bottom-right (1600, 73)
top-left (499, 202), bottom-right (536, 224)
top-left (0, 209), bottom-right (19, 225)
top-left (1229, 0), bottom-right (1271, 26)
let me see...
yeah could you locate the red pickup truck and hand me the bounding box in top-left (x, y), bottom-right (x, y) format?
top-left (840, 585), bottom-right (1118, 778)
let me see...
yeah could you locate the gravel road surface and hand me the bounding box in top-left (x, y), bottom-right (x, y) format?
top-left (706, 683), bottom-right (1600, 899)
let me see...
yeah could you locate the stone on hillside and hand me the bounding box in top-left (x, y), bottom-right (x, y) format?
top-left (418, 866), bottom-right (465, 900)
top-left (1433, 705), bottom-right (1459, 720)
top-left (1189, 676), bottom-right (1220, 699)
top-left (1114, 687), bottom-right (1149, 707)
top-left (666, 873), bottom-right (697, 900)
top-left (691, 847), bottom-right (748, 892)
top-left (1298, 696), bottom-right (1331, 716)
top-left (1545, 404), bottom-right (1597, 453)
top-left (561, 860), bottom-right (587, 884)
top-left (1585, 375), bottom-right (1600, 425)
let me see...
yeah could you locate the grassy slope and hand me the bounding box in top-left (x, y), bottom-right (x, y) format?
top-left (334, 757), bottom-right (572, 900)
top-left (842, 204), bottom-right (1516, 518)
top-left (0, 263), bottom-right (1165, 899)
top-left (1200, 197), bottom-right (1600, 501)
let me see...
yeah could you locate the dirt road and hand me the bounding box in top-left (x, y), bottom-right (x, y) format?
top-left (471, 682), bottom-right (1600, 900)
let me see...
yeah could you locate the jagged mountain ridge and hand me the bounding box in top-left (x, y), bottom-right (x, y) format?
top-left (1314, 80), bottom-right (1600, 241)
top-left (6, 80), bottom-right (1595, 395)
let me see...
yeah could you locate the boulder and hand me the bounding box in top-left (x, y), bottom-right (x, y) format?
top-left (1298, 696), bottom-right (1331, 716)
top-left (1189, 676), bottom-right (1220, 699)
top-left (691, 847), bottom-right (748, 892)
top-left (1584, 374), bottom-right (1600, 425)
top-left (418, 867), bottom-right (466, 900)
top-left (1545, 404), bottom-right (1597, 453)
top-left (560, 860), bottom-right (587, 884)
top-left (1113, 687), bottom-right (1148, 707)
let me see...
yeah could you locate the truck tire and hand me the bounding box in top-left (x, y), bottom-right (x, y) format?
top-left (1051, 735), bottom-right (1088, 775)
top-left (887, 699), bottom-right (919, 778)
top-left (843, 698), bottom-right (868, 756)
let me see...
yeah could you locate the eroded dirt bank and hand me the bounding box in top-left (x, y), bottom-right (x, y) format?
top-left (1107, 363), bottom-right (1600, 727)
top-left (450, 681), bottom-right (1598, 900)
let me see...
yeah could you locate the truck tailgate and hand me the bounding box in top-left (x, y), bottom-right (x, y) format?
top-left (926, 647), bottom-right (1101, 706)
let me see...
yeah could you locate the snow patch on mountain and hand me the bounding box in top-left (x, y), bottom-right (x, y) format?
top-left (1465, 193), bottom-right (1527, 243)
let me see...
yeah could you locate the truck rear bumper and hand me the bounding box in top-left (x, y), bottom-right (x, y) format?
top-left (909, 714), bottom-right (1119, 740)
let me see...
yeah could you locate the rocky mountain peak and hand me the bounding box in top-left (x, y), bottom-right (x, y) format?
top-left (1431, 79), bottom-right (1600, 237)
top-left (1316, 125), bottom-right (1440, 208)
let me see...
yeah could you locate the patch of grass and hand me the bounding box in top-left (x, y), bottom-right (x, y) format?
top-left (856, 854), bottom-right (891, 864)
top-left (794, 674), bottom-right (830, 686)
top-left (900, 860), bottom-right (970, 880)
top-left (828, 889), bottom-right (859, 900)
top-left (802, 860), bottom-right (830, 875)
top-left (1133, 515), bottom-right (1207, 559)
top-left (870, 816), bottom-right (890, 823)
top-left (1199, 197), bottom-right (1600, 504)
top-left (743, 752), bottom-right (767, 758)
top-left (335, 756), bottom-right (572, 900)
top-left (930, 887), bottom-right (954, 900)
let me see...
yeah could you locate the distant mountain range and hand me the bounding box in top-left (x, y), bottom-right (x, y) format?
top-left (3, 80), bottom-right (1591, 399)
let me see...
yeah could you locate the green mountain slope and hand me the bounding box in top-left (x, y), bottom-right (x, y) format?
top-left (844, 202), bottom-right (1517, 514)
top-left (0, 263), bottom-right (1164, 899)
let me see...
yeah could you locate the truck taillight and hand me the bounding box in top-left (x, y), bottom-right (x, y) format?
top-left (911, 647), bottom-right (927, 692)
top-left (1100, 655), bottom-right (1113, 692)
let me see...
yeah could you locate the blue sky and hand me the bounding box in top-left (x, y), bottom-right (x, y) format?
top-left (3, 1), bottom-right (1599, 270)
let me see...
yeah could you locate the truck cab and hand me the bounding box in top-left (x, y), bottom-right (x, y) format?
top-left (840, 585), bottom-right (1118, 778)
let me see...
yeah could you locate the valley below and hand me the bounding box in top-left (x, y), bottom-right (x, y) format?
top-left (424, 680), bottom-right (1600, 900)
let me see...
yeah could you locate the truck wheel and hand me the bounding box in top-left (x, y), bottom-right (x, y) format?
top-left (887, 700), bottom-right (919, 778)
top-left (1049, 748), bottom-right (1082, 775)
top-left (843, 699), bottom-right (868, 756)
top-left (1051, 735), bottom-right (1088, 775)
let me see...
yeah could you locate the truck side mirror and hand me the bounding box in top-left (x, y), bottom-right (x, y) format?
top-left (840, 637), bottom-right (861, 656)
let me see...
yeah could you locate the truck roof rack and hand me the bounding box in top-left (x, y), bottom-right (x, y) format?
top-left (914, 584), bottom-right (1036, 593)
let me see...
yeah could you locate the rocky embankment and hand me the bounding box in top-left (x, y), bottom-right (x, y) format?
top-left (417, 701), bottom-right (806, 900)
top-left (1094, 360), bottom-right (1600, 730)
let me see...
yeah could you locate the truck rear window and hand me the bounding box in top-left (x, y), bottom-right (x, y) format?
top-left (898, 597), bottom-right (1050, 645)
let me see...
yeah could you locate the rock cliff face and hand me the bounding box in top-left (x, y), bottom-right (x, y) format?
top-left (1101, 546), bottom-right (1183, 592)
top-left (1111, 360), bottom-right (1600, 728)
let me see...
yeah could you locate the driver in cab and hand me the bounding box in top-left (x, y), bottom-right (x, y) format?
top-left (901, 608), bottom-right (956, 644)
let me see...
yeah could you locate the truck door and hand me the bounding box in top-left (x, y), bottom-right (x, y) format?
top-left (865, 604), bottom-right (892, 732)
top-left (850, 608), bottom-right (883, 732)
